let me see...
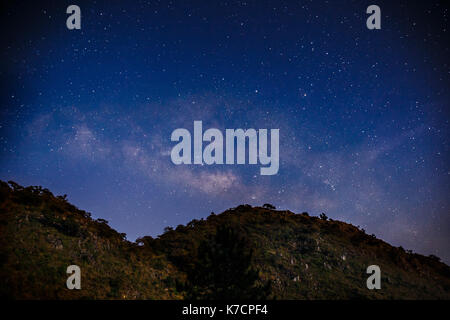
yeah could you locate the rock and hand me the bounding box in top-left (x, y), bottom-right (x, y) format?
top-left (53, 239), bottom-right (63, 250)
top-left (323, 262), bottom-right (332, 270)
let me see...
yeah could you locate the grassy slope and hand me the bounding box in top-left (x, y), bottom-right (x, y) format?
top-left (1, 181), bottom-right (449, 299)
top-left (152, 205), bottom-right (450, 299)
top-left (0, 181), bottom-right (181, 299)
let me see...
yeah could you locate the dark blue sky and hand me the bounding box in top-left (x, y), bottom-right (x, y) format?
top-left (1, 1), bottom-right (449, 262)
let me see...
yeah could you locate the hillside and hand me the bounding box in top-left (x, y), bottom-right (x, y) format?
top-left (1, 180), bottom-right (449, 299)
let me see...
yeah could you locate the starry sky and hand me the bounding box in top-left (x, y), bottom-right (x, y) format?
top-left (1, 1), bottom-right (449, 262)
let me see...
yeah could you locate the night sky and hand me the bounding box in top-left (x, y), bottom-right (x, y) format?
top-left (1, 1), bottom-right (449, 262)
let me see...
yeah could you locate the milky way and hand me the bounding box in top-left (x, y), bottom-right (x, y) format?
top-left (1, 1), bottom-right (449, 262)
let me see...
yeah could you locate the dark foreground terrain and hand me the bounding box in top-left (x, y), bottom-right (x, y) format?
top-left (1, 180), bottom-right (449, 299)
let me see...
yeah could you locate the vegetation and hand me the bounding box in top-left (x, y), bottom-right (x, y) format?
top-left (0, 180), bottom-right (181, 299)
top-left (1, 181), bottom-right (449, 299)
top-left (319, 212), bottom-right (328, 221)
top-left (185, 225), bottom-right (271, 299)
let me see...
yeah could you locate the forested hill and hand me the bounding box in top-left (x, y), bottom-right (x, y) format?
top-left (1, 180), bottom-right (449, 299)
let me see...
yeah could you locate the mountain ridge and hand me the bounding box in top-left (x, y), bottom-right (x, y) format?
top-left (1, 180), bottom-right (449, 299)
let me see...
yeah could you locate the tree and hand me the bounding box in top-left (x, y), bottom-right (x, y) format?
top-left (319, 212), bottom-right (328, 220)
top-left (263, 203), bottom-right (276, 210)
top-left (164, 226), bottom-right (174, 233)
top-left (428, 254), bottom-right (441, 262)
top-left (185, 225), bottom-right (271, 299)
